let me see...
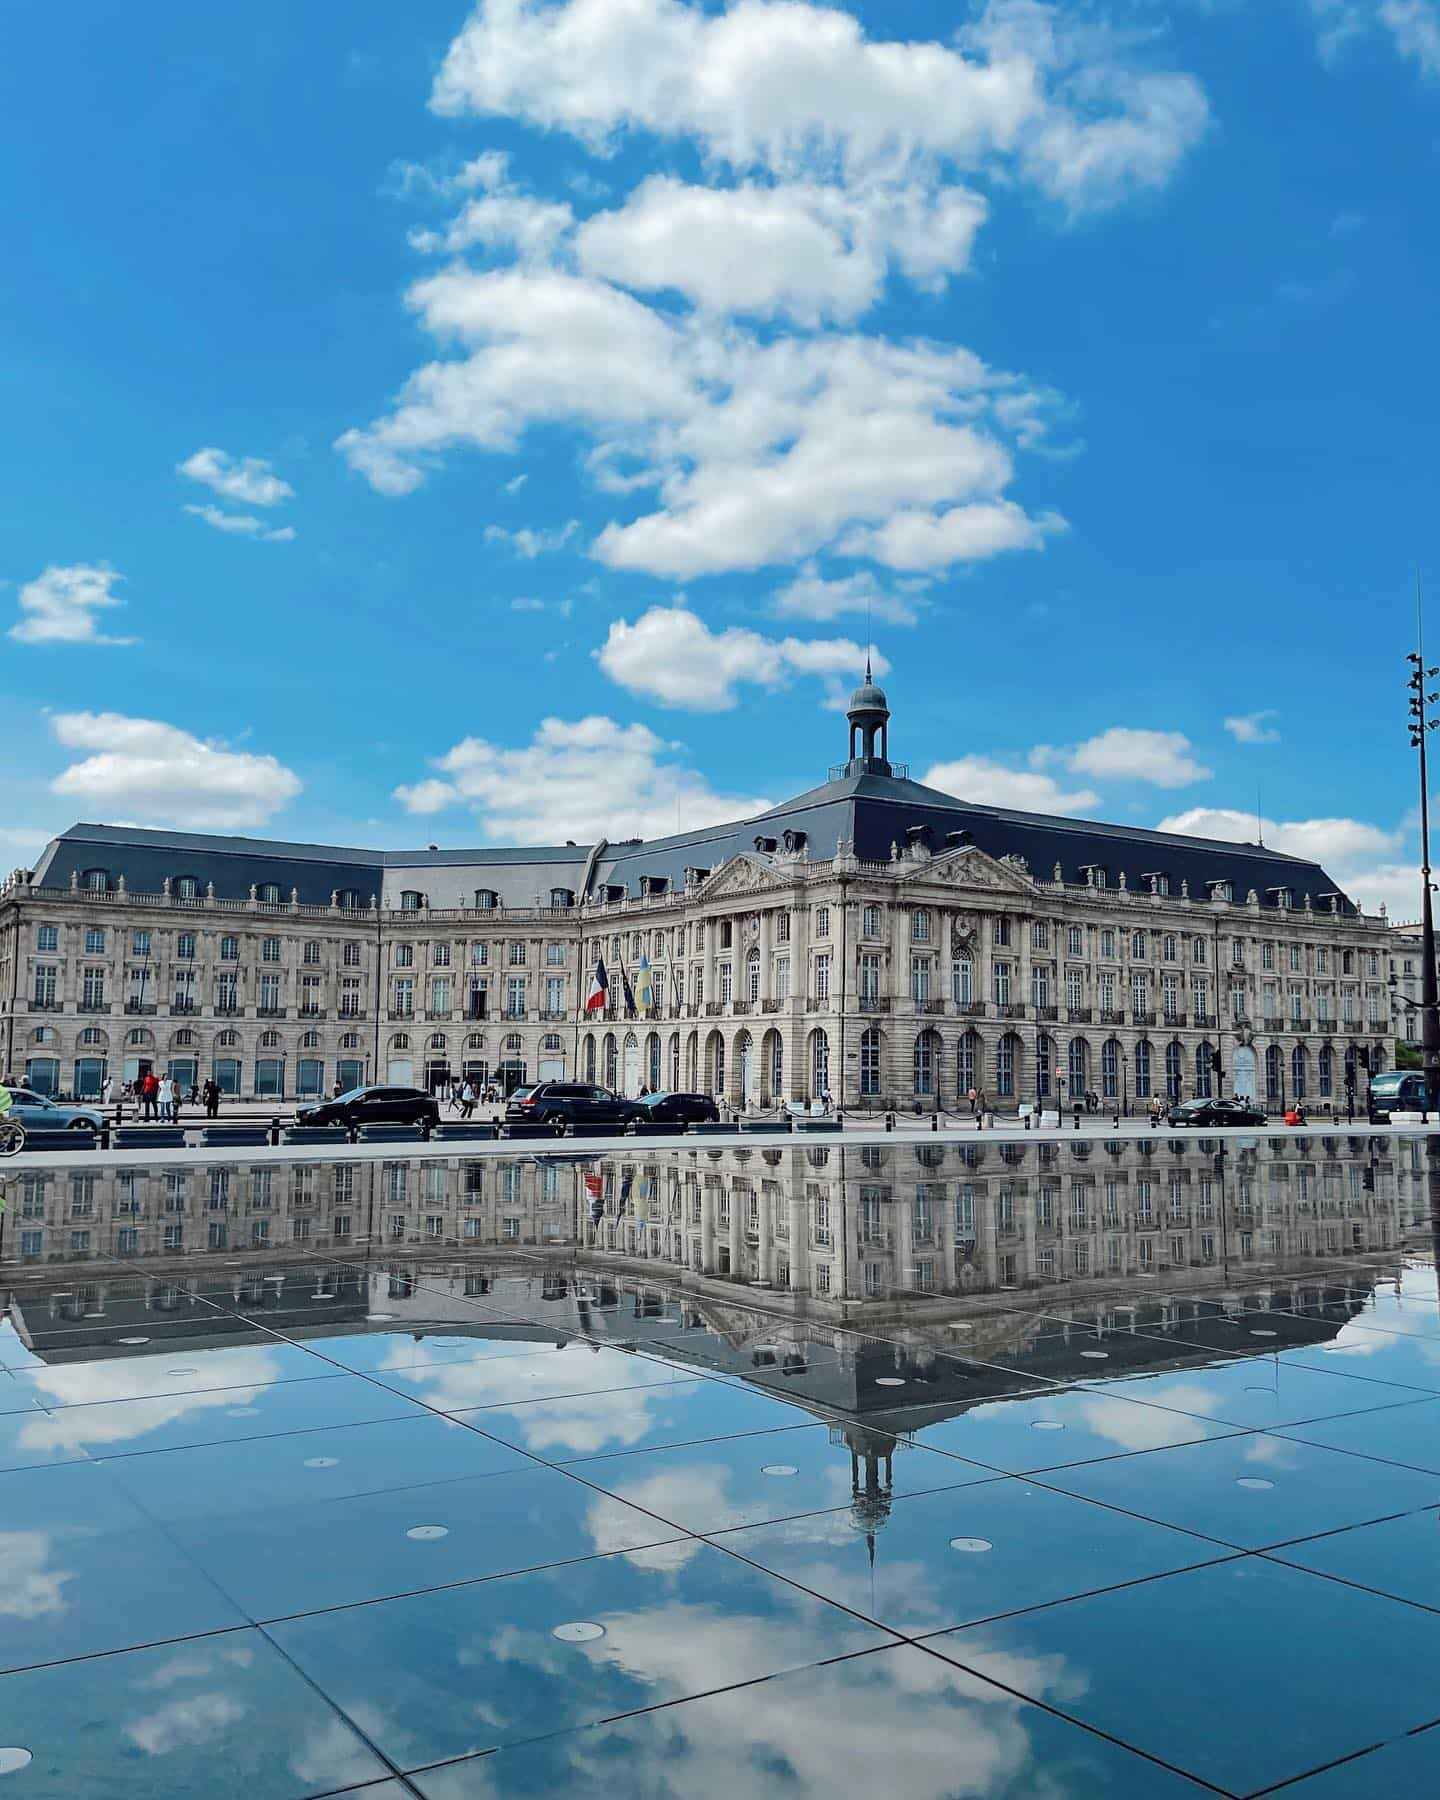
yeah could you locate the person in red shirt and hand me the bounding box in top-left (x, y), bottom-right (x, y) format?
top-left (141, 1069), bottom-right (159, 1121)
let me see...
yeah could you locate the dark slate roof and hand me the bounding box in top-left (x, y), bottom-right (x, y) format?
top-left (599, 768), bottom-right (1356, 912)
top-left (27, 765), bottom-right (1357, 914)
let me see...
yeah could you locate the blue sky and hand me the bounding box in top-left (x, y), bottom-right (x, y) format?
top-left (2, 0), bottom-right (1436, 913)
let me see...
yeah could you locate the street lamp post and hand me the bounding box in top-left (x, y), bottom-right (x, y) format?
top-left (1407, 635), bottom-right (1440, 1118)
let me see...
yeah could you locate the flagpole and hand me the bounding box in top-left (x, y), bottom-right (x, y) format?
top-left (573, 933), bottom-right (582, 1078)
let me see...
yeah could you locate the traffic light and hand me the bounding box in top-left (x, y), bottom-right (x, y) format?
top-left (1358, 1048), bottom-right (1372, 1074)
top-left (1209, 1051), bottom-right (1222, 1074)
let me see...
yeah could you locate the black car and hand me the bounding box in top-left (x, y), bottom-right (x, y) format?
top-left (1166, 1098), bottom-right (1266, 1128)
top-left (506, 1082), bottom-right (638, 1128)
top-left (1367, 1072), bottom-right (1428, 1122)
top-left (629, 1090), bottom-right (721, 1125)
top-left (294, 1085), bottom-right (439, 1130)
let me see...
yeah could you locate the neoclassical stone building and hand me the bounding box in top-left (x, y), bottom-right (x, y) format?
top-left (0, 680), bottom-right (1393, 1111)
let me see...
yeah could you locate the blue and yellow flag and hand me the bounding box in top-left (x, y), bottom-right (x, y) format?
top-left (635, 951), bottom-right (655, 1010)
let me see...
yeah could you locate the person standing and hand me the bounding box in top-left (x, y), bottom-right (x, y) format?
top-left (101, 1074), bottom-right (114, 1109)
top-left (203, 1076), bottom-right (221, 1120)
top-left (142, 1069), bottom-right (159, 1121)
top-left (158, 1073), bottom-right (175, 1123)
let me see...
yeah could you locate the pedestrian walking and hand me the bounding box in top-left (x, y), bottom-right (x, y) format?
top-left (460, 1080), bottom-right (476, 1119)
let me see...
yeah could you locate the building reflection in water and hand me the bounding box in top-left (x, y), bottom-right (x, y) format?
top-left (2, 1132), bottom-right (1431, 1552)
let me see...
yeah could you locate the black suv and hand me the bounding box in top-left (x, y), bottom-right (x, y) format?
top-left (630, 1090), bottom-right (721, 1125)
top-left (294, 1085), bottom-right (440, 1130)
top-left (506, 1082), bottom-right (637, 1128)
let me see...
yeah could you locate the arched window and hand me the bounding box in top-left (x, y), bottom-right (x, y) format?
top-left (913, 1030), bottom-right (937, 1096)
top-left (1035, 1034), bottom-right (1053, 1099)
top-left (216, 1029), bottom-right (239, 1047)
top-left (429, 1032), bottom-right (447, 1050)
top-left (30, 1026), bottom-right (55, 1045)
top-left (340, 1031), bottom-right (361, 1049)
top-left (542, 1033), bottom-right (563, 1053)
top-left (958, 1029), bottom-right (981, 1095)
top-left (670, 1033), bottom-right (682, 1090)
top-left (951, 956), bottom-right (973, 1004)
top-left (79, 1026), bottom-right (108, 1048)
top-left (1291, 1044), bottom-right (1308, 1099)
top-left (391, 1032), bottom-right (411, 1051)
top-left (604, 1033), bottom-right (618, 1089)
top-left (504, 1033), bottom-right (523, 1053)
top-left (259, 1030), bottom-right (281, 1048)
top-left (584, 1037), bottom-right (597, 1082)
top-left (1165, 1040), bottom-right (1184, 1102)
top-left (996, 1032), bottom-right (1019, 1098)
top-left (466, 1031), bottom-right (485, 1049)
top-left (1134, 1039), bottom-right (1151, 1099)
top-left (1194, 1042), bottom-right (1213, 1098)
top-left (746, 949), bottom-right (761, 1003)
top-left (126, 1028), bottom-right (154, 1047)
top-left (1068, 1037), bottom-right (1089, 1097)
top-left (1265, 1043), bottom-right (1282, 1102)
top-left (1318, 1045), bottom-right (1333, 1097)
top-left (647, 1032), bottom-right (662, 1089)
top-left (860, 1027), bottom-right (882, 1096)
top-left (767, 1031), bottom-right (782, 1096)
top-left (1101, 1038), bottom-right (1120, 1100)
top-left (301, 1030), bottom-right (320, 1049)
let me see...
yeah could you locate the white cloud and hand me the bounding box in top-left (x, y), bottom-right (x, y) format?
top-left (340, 0), bottom-right (1209, 578)
top-left (574, 174), bottom-right (986, 324)
top-left (177, 447), bottom-right (293, 507)
top-left (8, 563), bottom-right (135, 646)
top-left (923, 756), bottom-right (1101, 815)
top-left (1307, 0), bottom-right (1440, 72)
top-left (1064, 726), bottom-right (1213, 787)
top-left (503, 472), bottom-right (529, 494)
top-left (1224, 709), bottom-right (1281, 744)
top-left (182, 503), bottom-right (295, 543)
top-left (48, 712), bottom-right (302, 830)
top-left (771, 563), bottom-right (923, 625)
top-left (484, 519), bottom-right (579, 557)
top-left (394, 714), bottom-right (768, 842)
top-left (510, 594), bottom-right (573, 617)
top-left (595, 604), bottom-right (884, 711)
top-left (432, 0), bottom-right (1207, 210)
top-left (1381, 0), bottom-right (1440, 73)
top-left (840, 499), bottom-right (1065, 571)
top-left (1156, 805), bottom-right (1409, 915)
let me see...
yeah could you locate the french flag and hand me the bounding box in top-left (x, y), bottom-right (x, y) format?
top-left (584, 957), bottom-right (609, 1013)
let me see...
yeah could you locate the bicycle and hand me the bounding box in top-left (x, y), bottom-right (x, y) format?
top-left (0, 1117), bottom-right (25, 1157)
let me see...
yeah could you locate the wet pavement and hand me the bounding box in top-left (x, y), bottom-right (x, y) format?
top-left (1, 1130), bottom-right (1439, 1796)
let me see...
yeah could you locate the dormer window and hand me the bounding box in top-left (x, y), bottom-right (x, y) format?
top-left (401, 890), bottom-right (426, 912)
top-left (549, 888), bottom-right (574, 908)
top-left (81, 868), bottom-right (110, 892)
top-left (258, 883), bottom-right (282, 905)
top-left (1080, 864), bottom-right (1106, 888)
top-left (1143, 871), bottom-right (1170, 895)
top-left (174, 874), bottom-right (199, 899)
top-left (335, 888), bottom-right (362, 910)
top-left (1267, 887), bottom-right (1293, 910)
top-left (473, 889), bottom-right (498, 911)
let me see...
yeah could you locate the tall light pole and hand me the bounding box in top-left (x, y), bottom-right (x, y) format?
top-left (1407, 603), bottom-right (1440, 1117)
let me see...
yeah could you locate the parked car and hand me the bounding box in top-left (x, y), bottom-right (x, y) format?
top-left (1367, 1071), bottom-right (1430, 1122)
top-left (3, 1088), bottom-right (103, 1133)
top-left (1166, 1097), bottom-right (1267, 1128)
top-left (293, 1085), bottom-right (439, 1130)
top-left (505, 1082), bottom-right (638, 1128)
top-left (629, 1090), bottom-right (721, 1125)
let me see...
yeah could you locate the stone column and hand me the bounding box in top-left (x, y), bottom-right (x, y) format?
top-left (759, 908), bottom-right (774, 1003)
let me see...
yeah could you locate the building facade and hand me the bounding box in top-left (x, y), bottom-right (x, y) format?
top-left (0, 682), bottom-right (1395, 1111)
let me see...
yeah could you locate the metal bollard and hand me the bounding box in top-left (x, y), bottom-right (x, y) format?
top-left (1072, 1108), bottom-right (1081, 1131)
top-left (930, 1111), bottom-right (939, 1132)
top-left (884, 1110), bottom-right (895, 1132)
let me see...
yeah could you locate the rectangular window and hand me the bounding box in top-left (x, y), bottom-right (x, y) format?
top-left (343, 941), bottom-right (361, 966)
top-left (393, 977), bottom-right (414, 1015)
top-left (394, 943), bottom-right (414, 968)
top-left (259, 974), bottom-right (280, 1010)
top-left (993, 961), bottom-right (1011, 1005)
top-left (220, 936), bottom-right (239, 961)
top-left (1065, 968), bottom-right (1083, 1010)
top-left (432, 942), bottom-right (451, 967)
top-left (1290, 944), bottom-right (1303, 972)
top-left (953, 958), bottom-right (973, 1004)
top-left (33, 965), bottom-right (57, 1006)
top-left (862, 905), bottom-right (880, 937)
top-left (262, 937), bottom-right (281, 962)
top-left (911, 957), bottom-right (931, 1003)
top-left (814, 906), bottom-right (830, 937)
top-left (546, 941), bottom-right (565, 966)
top-left (430, 977), bottom-right (451, 1013)
top-left (1031, 921), bottom-right (1049, 951)
top-left (775, 955), bottom-right (789, 1001)
top-left (814, 954), bottom-right (831, 1003)
top-left (776, 912), bottom-right (790, 943)
top-left (70, 1230), bottom-right (92, 1253)
top-left (340, 977), bottom-right (361, 1016)
top-left (177, 933), bottom-right (196, 961)
top-left (1261, 942), bottom-right (1275, 970)
top-left (509, 940), bottom-right (527, 966)
top-left (545, 976), bottom-right (564, 1012)
top-left (1067, 925), bottom-right (1083, 956)
top-left (471, 941), bottom-right (489, 966)
top-left (719, 962), bottom-right (734, 1003)
top-left (37, 924), bottom-right (58, 951)
top-left (1031, 964), bottom-right (1050, 1008)
top-left (860, 953), bottom-right (880, 1002)
top-left (81, 968), bottom-right (106, 1008)
top-left (163, 1224), bottom-right (183, 1251)
top-left (85, 927), bottom-right (106, 954)
top-left (506, 976), bottom-right (526, 1016)
top-left (1100, 929), bottom-right (1116, 959)
top-left (131, 930), bottom-right (151, 957)
top-left (1099, 972), bottom-right (1116, 1011)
